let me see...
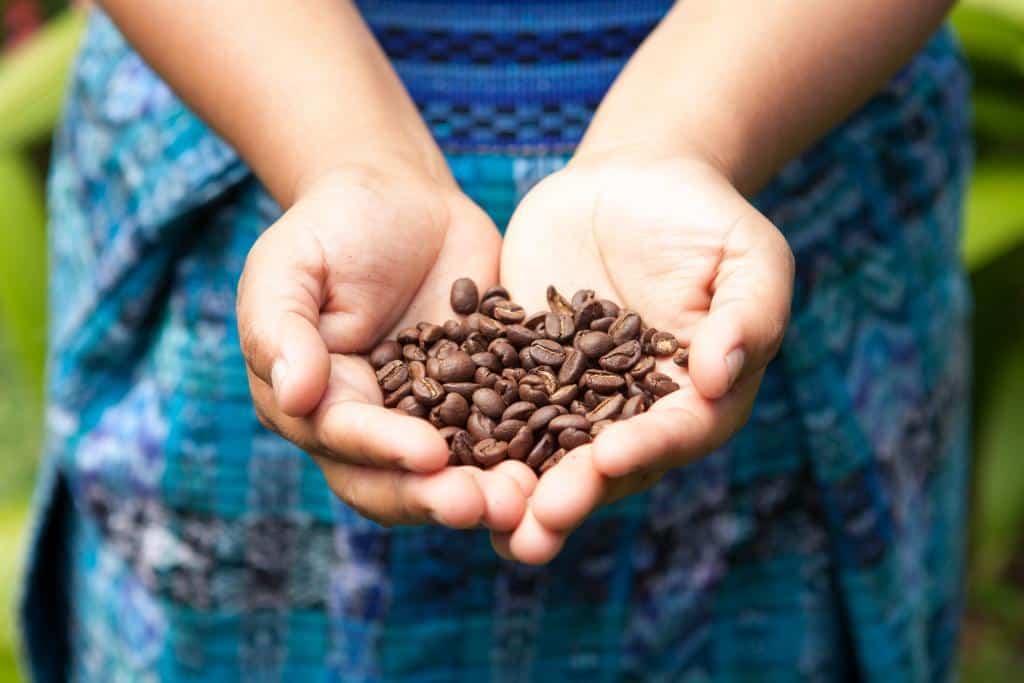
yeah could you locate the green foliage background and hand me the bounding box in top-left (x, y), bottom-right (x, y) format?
top-left (1, 3), bottom-right (1024, 680)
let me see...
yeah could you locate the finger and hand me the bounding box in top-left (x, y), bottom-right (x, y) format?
top-left (507, 507), bottom-right (568, 565)
top-left (490, 460), bottom-right (539, 497)
top-left (468, 468), bottom-right (527, 532)
top-left (529, 446), bottom-right (605, 532)
top-left (591, 373), bottom-right (762, 478)
top-left (238, 222), bottom-right (330, 417)
top-left (688, 212), bottom-right (793, 399)
top-left (314, 456), bottom-right (487, 529)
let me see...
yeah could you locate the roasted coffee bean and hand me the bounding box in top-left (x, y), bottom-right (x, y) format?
top-left (523, 311), bottom-right (548, 330)
top-left (581, 369), bottom-right (626, 393)
top-left (546, 285), bottom-right (574, 315)
top-left (501, 367), bottom-right (527, 383)
top-left (558, 428), bottom-right (592, 450)
top-left (651, 331), bottom-right (679, 356)
top-left (467, 411), bottom-right (496, 441)
top-left (474, 366), bottom-right (498, 388)
top-left (518, 382), bottom-right (548, 405)
top-left (548, 384), bottom-right (579, 407)
top-left (582, 389), bottom-right (602, 409)
top-left (590, 419), bottom-right (614, 437)
top-left (411, 377), bottom-right (445, 406)
top-left (597, 299), bottom-right (620, 319)
top-left (621, 394), bottom-right (648, 419)
top-left (640, 327), bottom-right (658, 355)
top-left (465, 313), bottom-right (485, 333)
top-left (428, 404), bottom-right (447, 429)
top-left (443, 382), bottom-right (482, 400)
top-left (529, 339), bottom-right (567, 367)
top-left (396, 327), bottom-right (421, 345)
top-left (480, 285), bottom-right (510, 304)
top-left (369, 340), bottom-right (402, 369)
top-left (673, 348), bottom-right (690, 367)
top-left (439, 425), bottom-right (462, 442)
top-left (505, 324), bottom-right (541, 347)
top-left (396, 395), bottom-right (428, 418)
top-left (493, 419), bottom-right (527, 442)
top-left (471, 352), bottom-right (502, 373)
top-left (450, 278), bottom-right (480, 315)
top-left (573, 299), bottom-right (604, 331)
top-left (493, 300), bottom-right (526, 324)
top-left (533, 366), bottom-right (559, 394)
top-left (438, 392), bottom-right (470, 427)
top-left (427, 350), bottom-right (476, 382)
top-left (508, 426), bottom-right (535, 461)
top-left (475, 316), bottom-right (504, 339)
top-left (570, 400), bottom-right (588, 415)
top-left (478, 296), bottom-right (503, 317)
top-left (459, 331), bottom-right (486, 355)
top-left (543, 313), bottom-right (575, 342)
top-left (428, 338), bottom-right (460, 359)
top-left (644, 372), bottom-right (681, 397)
top-left (376, 360), bottom-right (409, 392)
top-left (590, 316), bottom-right (616, 332)
top-left (494, 378), bottom-right (518, 406)
top-left (557, 349), bottom-right (587, 386)
top-left (418, 322), bottom-right (444, 345)
top-left (526, 404), bottom-right (566, 431)
top-left (473, 438), bottom-right (509, 467)
top-left (571, 289), bottom-right (595, 310)
top-left (599, 340), bottom-right (642, 372)
top-left (609, 312), bottom-right (642, 345)
top-left (519, 345), bottom-right (537, 370)
top-left (539, 449), bottom-right (567, 474)
top-left (525, 432), bottom-right (555, 468)
top-left (452, 430), bottom-right (475, 466)
top-left (383, 381), bottom-right (412, 407)
top-left (576, 330), bottom-right (615, 358)
top-left (548, 414), bottom-right (590, 433)
top-left (629, 355), bottom-right (655, 378)
top-left (502, 401), bottom-right (537, 422)
top-left (586, 393), bottom-right (625, 422)
top-left (472, 387), bottom-right (506, 419)
top-left (403, 344), bottom-right (427, 363)
top-left (443, 319), bottom-right (467, 342)
top-left (626, 377), bottom-right (648, 398)
top-left (489, 340), bottom-right (519, 368)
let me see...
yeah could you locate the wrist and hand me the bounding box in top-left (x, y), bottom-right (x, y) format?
top-left (568, 139), bottom-right (740, 190)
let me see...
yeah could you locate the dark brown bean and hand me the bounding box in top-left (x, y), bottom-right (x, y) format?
top-left (465, 313), bottom-right (485, 333)
top-left (599, 340), bottom-right (642, 372)
top-left (609, 312), bottom-right (642, 345)
top-left (544, 313), bottom-right (575, 342)
top-left (493, 300), bottom-right (526, 324)
top-left (581, 369), bottom-right (626, 393)
top-left (673, 348), bottom-right (690, 367)
top-left (523, 311), bottom-right (548, 330)
top-left (644, 372), bottom-right (681, 398)
top-left (478, 296), bottom-right (503, 317)
top-left (427, 338), bottom-right (460, 359)
top-left (471, 352), bottom-right (502, 373)
top-left (597, 299), bottom-right (620, 319)
top-left (396, 395), bottom-right (428, 418)
top-left (408, 360), bottom-right (427, 381)
top-left (502, 401), bottom-right (537, 422)
top-left (640, 327), bottom-right (658, 355)
top-left (426, 350), bottom-right (476, 382)
top-left (573, 299), bottom-right (604, 331)
top-left (651, 331), bottom-right (679, 357)
top-left (546, 285), bottom-right (574, 315)
top-left (576, 330), bottom-right (615, 358)
top-left (450, 278), bottom-right (480, 315)
top-left (438, 392), bottom-right (470, 427)
top-left (548, 384), bottom-right (578, 406)
top-left (518, 382), bottom-right (548, 406)
top-left (582, 389), bottom-right (602, 409)
top-left (428, 404), bottom-right (447, 429)
top-left (527, 404), bottom-right (567, 431)
top-left (460, 332), bottom-right (488, 355)
top-left (558, 428), bottom-right (592, 450)
top-left (418, 322), bottom-right (444, 345)
top-left (508, 426), bottom-right (535, 461)
top-left (383, 381), bottom-right (412, 408)
top-left (586, 393), bottom-right (625, 422)
top-left (376, 360), bottom-right (409, 392)
top-left (473, 438), bottom-right (509, 467)
top-left (472, 387), bottom-right (506, 419)
top-left (474, 366), bottom-right (497, 388)
top-left (411, 377), bottom-right (445, 406)
top-left (629, 356), bottom-right (656, 378)
top-left (442, 382), bottom-right (482, 400)
top-left (571, 289), bottom-right (595, 310)
top-left (501, 367), bottom-right (527, 383)
top-left (590, 316), bottom-right (616, 332)
top-left (396, 327), bottom-right (421, 345)
top-left (480, 285), bottom-right (510, 304)
top-left (533, 366), bottom-right (560, 394)
top-left (557, 349), bottom-right (587, 386)
top-left (493, 378), bottom-right (518, 406)
top-left (452, 430), bottom-right (476, 466)
top-left (525, 432), bottom-right (556, 469)
top-left (489, 340), bottom-right (519, 368)
top-left (402, 344), bottom-right (427, 363)
top-left (627, 378), bottom-right (648, 398)
top-left (519, 346), bottom-right (537, 370)
top-left (369, 340), bottom-right (402, 369)
top-left (493, 419), bottom-right (527, 442)
top-left (529, 339), bottom-right (567, 367)
top-left (505, 324), bottom-right (541, 347)
top-left (621, 394), bottom-right (648, 419)
top-left (467, 411), bottom-right (496, 442)
top-left (477, 316), bottom-right (506, 339)
top-left (443, 319), bottom-right (467, 342)
top-left (548, 414), bottom-right (590, 433)
top-left (569, 400), bottom-right (588, 415)
top-left (539, 448), bottom-right (567, 474)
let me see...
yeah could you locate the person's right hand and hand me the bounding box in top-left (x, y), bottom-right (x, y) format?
top-left (237, 164), bottom-right (536, 531)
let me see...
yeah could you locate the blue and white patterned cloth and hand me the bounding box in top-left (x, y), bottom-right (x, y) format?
top-left (20, 3), bottom-right (972, 681)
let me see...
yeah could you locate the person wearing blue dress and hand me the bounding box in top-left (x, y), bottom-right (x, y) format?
top-left (21, 1), bottom-right (971, 681)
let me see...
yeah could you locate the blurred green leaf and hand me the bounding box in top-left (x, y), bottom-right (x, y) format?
top-left (0, 8), bottom-right (86, 151)
top-left (952, 5), bottom-right (1024, 75)
top-left (0, 152), bottom-right (47, 396)
top-left (972, 90), bottom-right (1024, 149)
top-left (964, 162), bottom-right (1024, 271)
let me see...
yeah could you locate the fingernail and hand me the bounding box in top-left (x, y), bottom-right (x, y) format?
top-left (725, 349), bottom-right (745, 388)
top-left (271, 359), bottom-right (288, 402)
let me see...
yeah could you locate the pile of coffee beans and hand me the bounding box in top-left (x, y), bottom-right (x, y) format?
top-left (370, 278), bottom-right (689, 474)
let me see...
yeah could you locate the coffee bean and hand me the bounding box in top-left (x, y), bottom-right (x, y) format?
top-left (474, 366), bottom-right (497, 388)
top-left (369, 340), bottom-right (402, 369)
top-left (573, 299), bottom-right (604, 331)
top-left (523, 311), bottom-right (548, 330)
top-left (529, 339), bottom-right (567, 367)
top-left (546, 285), bottom-right (574, 315)
top-left (443, 319), bottom-right (468, 342)
top-left (383, 381), bottom-right (412, 407)
top-left (396, 395), bottom-right (428, 418)
top-left (609, 312), bottom-right (642, 345)
top-left (539, 448), bottom-right (566, 473)
top-left (489, 340), bottom-right (519, 368)
top-left (411, 377), bottom-right (445, 406)
top-left (376, 360), bottom-right (409, 392)
top-left (493, 300), bottom-right (526, 324)
top-left (590, 419), bottom-right (614, 437)
top-left (644, 372), bottom-right (680, 398)
top-left (518, 381), bottom-right (548, 406)
top-left (557, 349), bottom-right (587, 386)
top-left (501, 367), bottom-right (527, 383)
top-left (651, 331), bottom-right (679, 357)
top-left (443, 382), bottom-right (481, 400)
top-left (428, 404), bottom-right (447, 429)
top-left (427, 350), bottom-right (476, 382)
top-left (438, 392), bottom-right (470, 427)
top-left (533, 366), bottom-right (559, 394)
top-left (570, 400), bottom-right (588, 415)
top-left (460, 332), bottom-right (488, 355)
top-left (640, 327), bottom-right (658, 355)
top-left (571, 289), bottom-right (595, 310)
top-left (519, 345), bottom-right (537, 370)
top-left (502, 401), bottom-right (537, 422)
top-left (525, 432), bottom-right (555, 469)
top-left (418, 322), bottom-right (444, 345)
top-left (621, 394), bottom-right (648, 419)
top-left (590, 316), bottom-right (616, 332)
top-left (450, 278), bottom-right (480, 315)
top-left (581, 369), bottom-right (626, 393)
top-left (506, 324), bottom-right (541, 347)
top-left (599, 340), bottom-right (642, 372)
top-left (629, 356), bottom-right (655, 378)
top-left (548, 384), bottom-right (578, 406)
top-left (576, 330), bottom-right (615, 358)
top-left (597, 299), bottom-right (620, 319)
top-left (403, 344), bottom-right (427, 363)
top-left (480, 285), bottom-right (510, 304)
top-left (586, 393), bottom-right (625, 422)
top-left (473, 438), bottom-right (509, 467)
top-left (626, 377), bottom-right (648, 398)
top-left (493, 378), bottom-right (518, 406)
top-left (548, 414), bottom-right (590, 433)
top-left (508, 426), bottom-right (534, 461)
top-left (494, 419), bottom-right (527, 442)
top-left (558, 428), bottom-right (592, 450)
top-left (471, 352), bottom-right (502, 373)
top-left (475, 316), bottom-right (504, 339)
top-left (544, 313), bottom-right (575, 342)
top-left (428, 338), bottom-right (460, 359)
top-left (466, 313), bottom-right (485, 333)
top-left (527, 404), bottom-right (567, 431)
top-left (472, 387), bottom-right (506, 419)
top-left (397, 327), bottom-right (421, 345)
top-left (452, 430), bottom-right (476, 466)
top-left (467, 411), bottom-right (496, 441)
top-left (478, 296), bottom-right (503, 317)
top-left (673, 348), bottom-right (690, 367)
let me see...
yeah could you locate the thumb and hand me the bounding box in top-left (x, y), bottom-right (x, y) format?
top-left (237, 222), bottom-right (331, 417)
top-left (688, 212), bottom-right (794, 400)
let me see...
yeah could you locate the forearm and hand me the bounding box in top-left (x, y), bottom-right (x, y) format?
top-left (97, 1), bottom-right (448, 206)
top-left (576, 0), bottom-right (955, 194)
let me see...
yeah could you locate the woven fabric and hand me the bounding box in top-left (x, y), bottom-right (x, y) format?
top-left (20, 6), bottom-right (971, 682)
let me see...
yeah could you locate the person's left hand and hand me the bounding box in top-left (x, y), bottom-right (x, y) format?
top-left (494, 155), bottom-right (794, 564)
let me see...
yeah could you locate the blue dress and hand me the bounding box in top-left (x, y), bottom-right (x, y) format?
top-left (21, 2), bottom-right (972, 681)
